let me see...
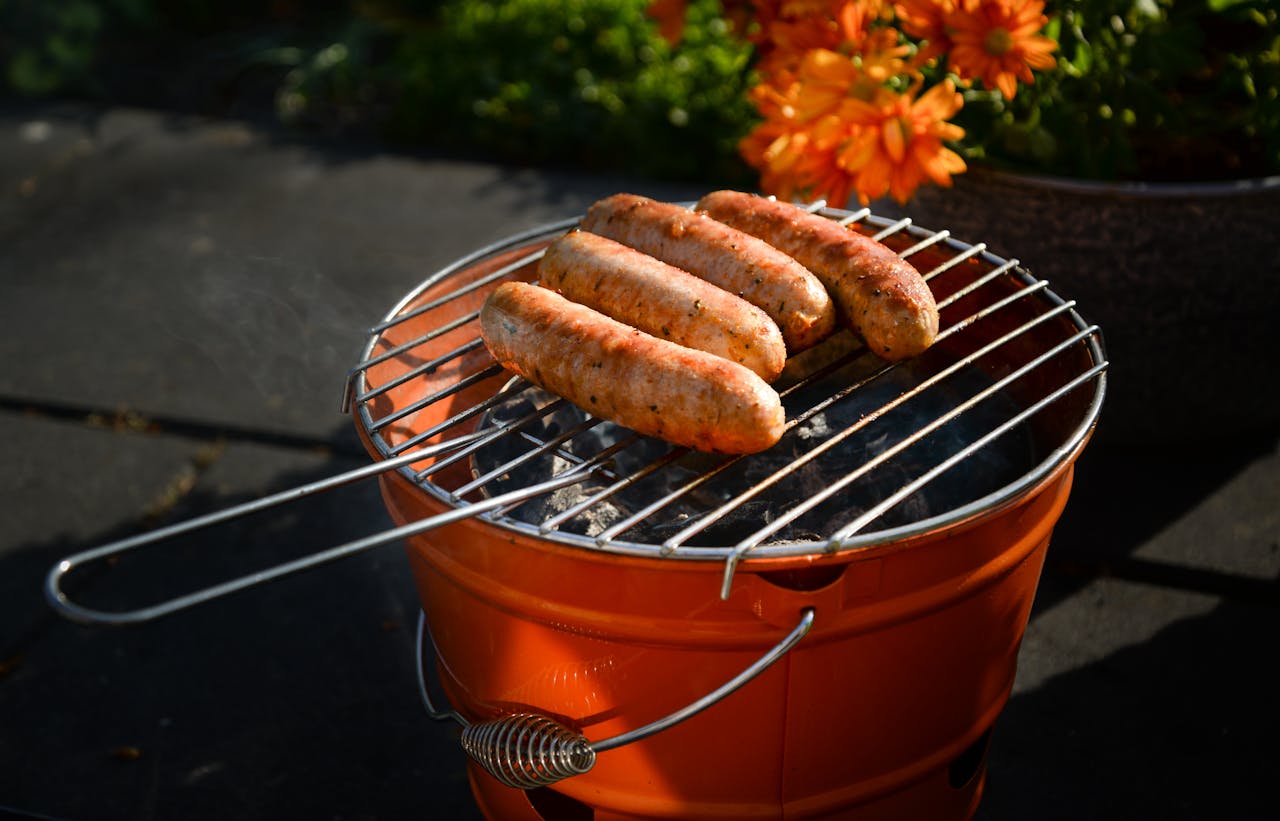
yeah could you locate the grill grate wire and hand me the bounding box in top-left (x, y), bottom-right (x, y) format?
top-left (349, 203), bottom-right (1107, 597)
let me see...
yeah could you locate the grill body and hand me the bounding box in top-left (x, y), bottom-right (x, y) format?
top-left (377, 461), bottom-right (1070, 820)
top-left (351, 210), bottom-right (1103, 820)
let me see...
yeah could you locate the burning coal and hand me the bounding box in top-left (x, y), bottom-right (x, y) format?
top-left (469, 344), bottom-right (1042, 551)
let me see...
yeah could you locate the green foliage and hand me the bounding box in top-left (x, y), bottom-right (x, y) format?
top-left (955, 0), bottom-right (1280, 180)
top-left (278, 0), bottom-right (757, 182)
top-left (1, 0), bottom-right (106, 96)
top-left (0, 0), bottom-right (351, 98)
top-left (0, 0), bottom-right (760, 184)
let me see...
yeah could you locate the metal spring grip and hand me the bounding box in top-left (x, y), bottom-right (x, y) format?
top-left (416, 608), bottom-right (815, 790)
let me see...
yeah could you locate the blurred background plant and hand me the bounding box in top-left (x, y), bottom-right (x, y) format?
top-left (2, 0), bottom-right (1277, 199)
top-left (319, 0), bottom-right (758, 180)
top-left (0, 0), bottom-right (757, 184)
top-left (961, 0), bottom-right (1280, 183)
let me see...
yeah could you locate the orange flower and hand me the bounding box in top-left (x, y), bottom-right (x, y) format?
top-left (894, 0), bottom-right (954, 65)
top-left (790, 48), bottom-right (865, 119)
top-left (834, 0), bottom-right (893, 43)
top-left (741, 116), bottom-right (858, 208)
top-left (755, 13), bottom-right (847, 74)
top-left (736, 0), bottom-right (1057, 204)
top-left (741, 48), bottom-right (966, 205)
top-left (740, 50), bottom-right (864, 205)
top-left (779, 0), bottom-right (849, 18)
top-left (835, 80), bottom-right (968, 203)
top-left (852, 26), bottom-right (914, 84)
top-left (754, 1), bottom-right (893, 72)
top-left (944, 0), bottom-right (1057, 99)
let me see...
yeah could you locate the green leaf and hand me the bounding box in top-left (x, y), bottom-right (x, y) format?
top-left (1068, 41), bottom-right (1093, 76)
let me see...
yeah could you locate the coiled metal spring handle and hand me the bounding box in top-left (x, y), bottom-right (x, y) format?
top-left (415, 607), bottom-right (815, 790)
top-left (461, 714), bottom-right (597, 790)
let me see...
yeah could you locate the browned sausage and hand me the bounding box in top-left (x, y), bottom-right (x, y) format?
top-left (696, 190), bottom-right (940, 361)
top-left (479, 281), bottom-right (785, 454)
top-left (539, 230), bottom-right (787, 382)
top-left (579, 193), bottom-right (836, 355)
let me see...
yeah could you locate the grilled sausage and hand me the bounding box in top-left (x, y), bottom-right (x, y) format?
top-left (696, 190), bottom-right (940, 361)
top-left (579, 193), bottom-right (836, 355)
top-left (539, 230), bottom-right (787, 382)
top-left (479, 282), bottom-right (785, 454)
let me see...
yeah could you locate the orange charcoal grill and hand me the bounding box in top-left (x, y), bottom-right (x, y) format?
top-left (48, 203), bottom-right (1107, 821)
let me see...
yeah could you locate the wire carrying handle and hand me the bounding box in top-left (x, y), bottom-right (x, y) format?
top-left (414, 607), bottom-right (816, 789)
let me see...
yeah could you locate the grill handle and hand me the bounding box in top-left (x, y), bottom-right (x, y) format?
top-left (43, 433), bottom-right (593, 626)
top-left (415, 606), bottom-right (816, 790)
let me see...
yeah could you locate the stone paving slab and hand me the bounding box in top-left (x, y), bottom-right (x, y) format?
top-left (985, 574), bottom-right (1275, 821)
top-left (1, 412), bottom-right (482, 819)
top-left (1122, 439), bottom-right (1279, 579)
top-left (0, 104), bottom-right (706, 442)
top-left (1047, 433), bottom-right (1280, 590)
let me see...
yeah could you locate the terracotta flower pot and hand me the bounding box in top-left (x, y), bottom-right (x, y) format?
top-left (876, 168), bottom-right (1280, 443)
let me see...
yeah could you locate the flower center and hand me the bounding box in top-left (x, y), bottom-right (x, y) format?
top-left (983, 28), bottom-right (1014, 56)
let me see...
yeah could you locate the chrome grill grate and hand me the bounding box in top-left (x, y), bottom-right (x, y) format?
top-left (346, 203), bottom-right (1107, 594)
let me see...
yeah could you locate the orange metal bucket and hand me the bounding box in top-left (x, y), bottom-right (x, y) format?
top-left (353, 217), bottom-right (1103, 820)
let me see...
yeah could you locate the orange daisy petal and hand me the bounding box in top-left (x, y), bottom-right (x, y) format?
top-left (883, 118), bottom-right (908, 163)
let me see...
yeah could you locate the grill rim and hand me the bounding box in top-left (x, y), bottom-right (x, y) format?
top-left (350, 205), bottom-right (1107, 564)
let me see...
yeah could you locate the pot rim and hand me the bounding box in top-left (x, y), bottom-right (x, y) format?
top-left (963, 166), bottom-right (1280, 200)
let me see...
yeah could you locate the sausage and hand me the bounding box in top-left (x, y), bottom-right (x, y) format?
top-left (479, 281), bottom-right (785, 454)
top-left (539, 230), bottom-right (787, 382)
top-left (696, 190), bottom-right (940, 361)
top-left (579, 193), bottom-right (836, 355)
